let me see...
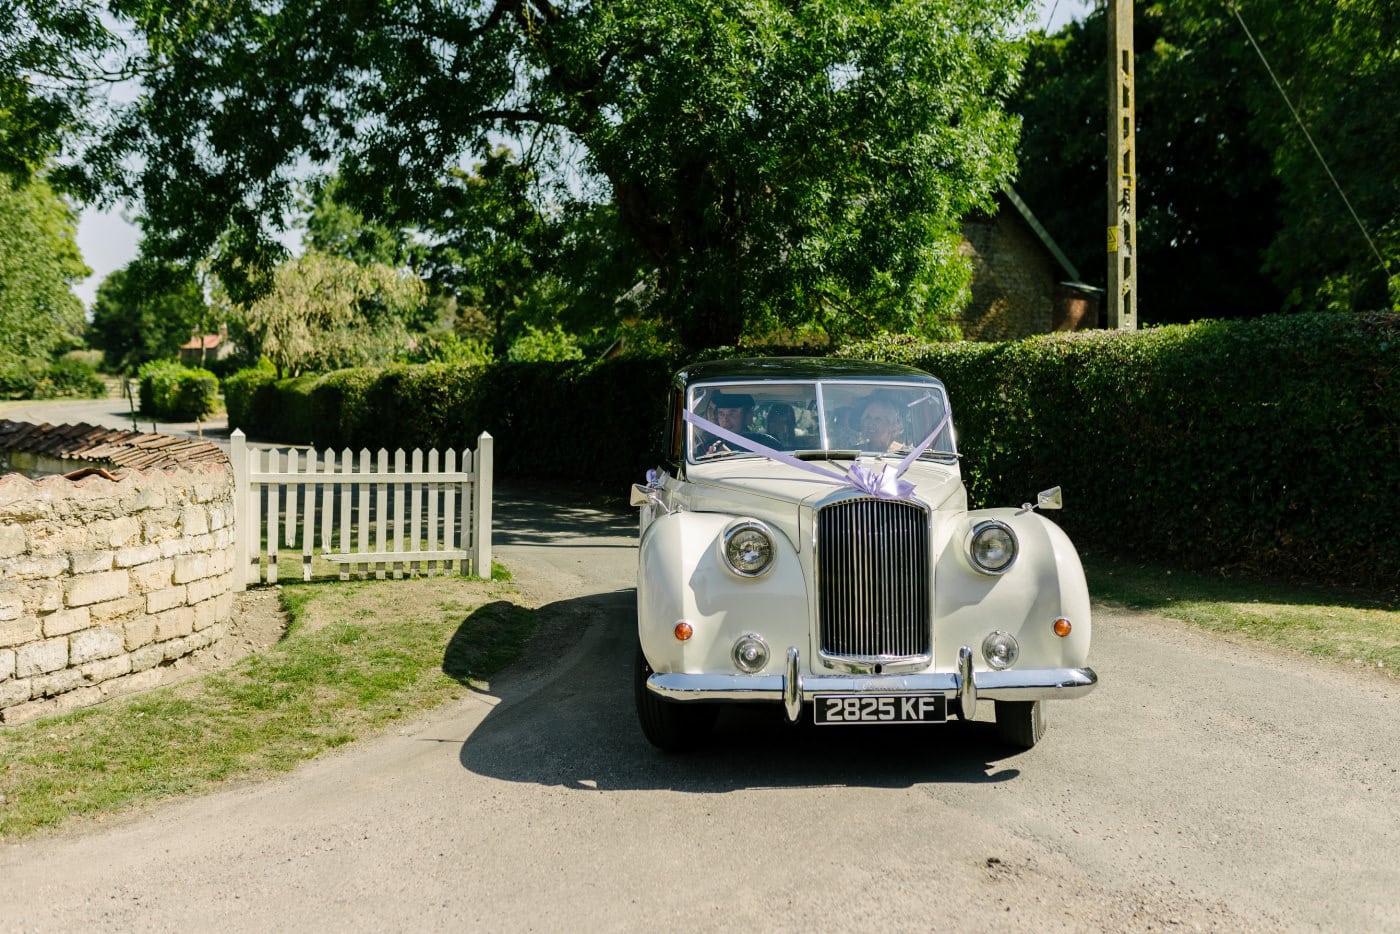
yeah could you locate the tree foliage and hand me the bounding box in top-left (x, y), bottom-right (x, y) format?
top-left (77, 0), bottom-right (1031, 350)
top-left (0, 0), bottom-right (124, 181)
top-left (88, 259), bottom-right (208, 371)
top-left (0, 172), bottom-right (88, 393)
top-left (1014, 0), bottom-right (1397, 320)
top-left (238, 251), bottom-right (427, 377)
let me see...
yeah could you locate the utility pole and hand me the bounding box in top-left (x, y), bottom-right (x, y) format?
top-left (1107, 0), bottom-right (1137, 329)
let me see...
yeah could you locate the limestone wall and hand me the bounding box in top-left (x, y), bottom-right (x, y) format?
top-left (0, 464), bottom-right (236, 725)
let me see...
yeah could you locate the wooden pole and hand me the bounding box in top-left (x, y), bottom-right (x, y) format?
top-left (1107, 0), bottom-right (1138, 330)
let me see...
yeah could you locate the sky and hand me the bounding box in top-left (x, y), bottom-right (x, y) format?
top-left (71, 0), bottom-right (1094, 310)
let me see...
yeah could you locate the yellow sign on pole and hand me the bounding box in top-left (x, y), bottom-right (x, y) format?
top-left (1107, 225), bottom-right (1120, 253)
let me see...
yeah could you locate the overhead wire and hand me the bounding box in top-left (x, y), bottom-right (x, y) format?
top-left (1227, 1), bottom-right (1390, 275)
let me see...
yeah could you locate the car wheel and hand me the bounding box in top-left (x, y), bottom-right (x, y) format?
top-left (994, 700), bottom-right (1046, 750)
top-left (634, 644), bottom-right (717, 752)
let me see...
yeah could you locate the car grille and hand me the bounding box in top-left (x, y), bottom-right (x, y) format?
top-left (816, 497), bottom-right (930, 662)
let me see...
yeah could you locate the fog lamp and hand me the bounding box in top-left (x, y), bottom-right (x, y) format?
top-left (982, 631), bottom-right (1020, 670)
top-left (731, 634), bottom-right (770, 673)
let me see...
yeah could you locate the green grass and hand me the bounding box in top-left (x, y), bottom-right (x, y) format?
top-left (0, 575), bottom-right (534, 839)
top-left (1084, 553), bottom-right (1399, 676)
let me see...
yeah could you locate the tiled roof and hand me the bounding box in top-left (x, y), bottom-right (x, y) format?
top-left (0, 420), bottom-right (227, 472)
top-left (179, 334), bottom-right (225, 351)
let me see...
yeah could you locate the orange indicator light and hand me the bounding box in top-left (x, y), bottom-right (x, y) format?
top-left (1053, 617), bottom-right (1072, 637)
top-left (674, 621), bottom-right (694, 641)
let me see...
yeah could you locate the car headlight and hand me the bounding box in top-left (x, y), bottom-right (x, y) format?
top-left (968, 519), bottom-right (1018, 575)
top-left (721, 520), bottom-right (776, 577)
top-left (982, 630), bottom-right (1020, 669)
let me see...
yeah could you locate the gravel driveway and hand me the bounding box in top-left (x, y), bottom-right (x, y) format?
top-left (3, 488), bottom-right (1397, 931)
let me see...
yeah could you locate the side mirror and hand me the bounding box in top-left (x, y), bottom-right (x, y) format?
top-left (629, 483), bottom-right (654, 508)
top-left (1036, 486), bottom-right (1063, 511)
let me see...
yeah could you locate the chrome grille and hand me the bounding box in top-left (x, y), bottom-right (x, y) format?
top-left (816, 497), bottom-right (930, 661)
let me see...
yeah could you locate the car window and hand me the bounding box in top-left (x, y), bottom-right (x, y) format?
top-left (687, 381), bottom-right (954, 463)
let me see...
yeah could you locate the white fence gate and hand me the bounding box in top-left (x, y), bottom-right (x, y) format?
top-left (230, 430), bottom-right (493, 589)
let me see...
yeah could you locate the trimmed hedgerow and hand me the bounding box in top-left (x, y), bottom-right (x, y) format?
top-left (137, 360), bottom-right (220, 421)
top-left (231, 313), bottom-right (1397, 588)
top-left (840, 312), bottom-right (1399, 588)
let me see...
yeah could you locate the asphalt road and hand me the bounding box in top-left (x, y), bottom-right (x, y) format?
top-left (4, 489), bottom-right (1398, 932)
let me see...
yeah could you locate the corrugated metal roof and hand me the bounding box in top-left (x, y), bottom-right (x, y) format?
top-left (0, 420), bottom-right (227, 472)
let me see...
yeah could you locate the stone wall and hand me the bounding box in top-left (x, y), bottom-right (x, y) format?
top-left (0, 464), bottom-right (236, 725)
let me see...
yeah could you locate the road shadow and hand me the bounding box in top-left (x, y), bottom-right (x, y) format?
top-left (456, 589), bottom-right (1025, 793)
top-left (494, 486), bottom-right (639, 547)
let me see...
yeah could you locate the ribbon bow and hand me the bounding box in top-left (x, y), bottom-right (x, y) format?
top-left (681, 407), bottom-right (950, 501)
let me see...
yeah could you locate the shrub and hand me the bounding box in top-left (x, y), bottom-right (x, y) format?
top-left (222, 361), bottom-right (278, 434)
top-left (138, 360), bottom-right (220, 421)
top-left (839, 313), bottom-right (1399, 588)
top-left (229, 313), bottom-right (1399, 589)
top-left (32, 357), bottom-right (107, 399)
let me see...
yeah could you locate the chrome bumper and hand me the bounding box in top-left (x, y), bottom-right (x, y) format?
top-left (646, 645), bottom-right (1098, 723)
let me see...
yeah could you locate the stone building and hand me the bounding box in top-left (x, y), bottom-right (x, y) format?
top-left (958, 187), bottom-right (1102, 341)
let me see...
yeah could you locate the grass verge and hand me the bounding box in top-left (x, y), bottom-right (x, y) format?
top-left (0, 574), bottom-right (533, 840)
top-left (1083, 553), bottom-right (1398, 676)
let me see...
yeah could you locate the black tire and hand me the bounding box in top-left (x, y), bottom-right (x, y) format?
top-left (635, 644), bottom-right (717, 752)
top-left (994, 700), bottom-right (1047, 750)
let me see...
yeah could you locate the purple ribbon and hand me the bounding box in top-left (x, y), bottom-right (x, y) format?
top-left (682, 408), bottom-right (951, 501)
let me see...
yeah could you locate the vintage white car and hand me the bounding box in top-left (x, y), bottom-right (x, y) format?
top-left (631, 358), bottom-right (1097, 751)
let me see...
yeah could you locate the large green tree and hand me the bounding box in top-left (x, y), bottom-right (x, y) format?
top-left (0, 173), bottom-right (88, 394)
top-left (0, 1), bottom-right (125, 181)
top-left (1014, 0), bottom-right (1397, 320)
top-left (77, 0), bottom-right (1031, 350)
top-left (88, 259), bottom-right (208, 371)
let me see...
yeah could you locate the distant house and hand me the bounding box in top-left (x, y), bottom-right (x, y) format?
top-left (178, 326), bottom-right (235, 366)
top-left (957, 187), bottom-right (1102, 341)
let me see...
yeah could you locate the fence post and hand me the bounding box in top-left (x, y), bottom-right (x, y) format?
top-left (230, 429), bottom-right (248, 592)
top-left (473, 431), bottom-right (494, 579)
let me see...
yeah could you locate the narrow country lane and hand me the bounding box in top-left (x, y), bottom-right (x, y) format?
top-left (3, 488), bottom-right (1397, 931)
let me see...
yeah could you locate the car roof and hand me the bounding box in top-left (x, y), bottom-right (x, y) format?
top-left (675, 357), bottom-right (944, 389)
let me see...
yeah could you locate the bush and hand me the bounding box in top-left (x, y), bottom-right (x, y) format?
top-left (32, 357), bottom-right (107, 399)
top-left (229, 313), bottom-right (1399, 589)
top-left (839, 312), bottom-right (1399, 588)
top-left (138, 360), bottom-right (220, 421)
top-left (222, 361), bottom-right (278, 433)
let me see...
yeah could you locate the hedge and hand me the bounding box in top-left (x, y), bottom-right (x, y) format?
top-left (137, 360), bottom-right (220, 422)
top-left (224, 313), bottom-right (1398, 589)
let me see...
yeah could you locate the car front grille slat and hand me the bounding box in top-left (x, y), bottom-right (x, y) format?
top-left (817, 497), bottom-right (929, 661)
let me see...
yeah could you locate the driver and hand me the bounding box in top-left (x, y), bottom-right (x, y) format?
top-left (695, 392), bottom-right (754, 457)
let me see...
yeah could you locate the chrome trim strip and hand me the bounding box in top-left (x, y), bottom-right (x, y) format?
top-left (956, 645), bottom-right (977, 719)
top-left (646, 666), bottom-right (1098, 703)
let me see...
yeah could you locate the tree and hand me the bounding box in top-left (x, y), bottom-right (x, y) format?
top-left (88, 259), bottom-right (208, 371)
top-left (78, 0), bottom-right (1030, 350)
top-left (1013, 4), bottom-right (1283, 323)
top-left (238, 251), bottom-right (427, 377)
top-left (0, 1), bottom-right (125, 181)
top-left (1013, 1), bottom-right (1398, 321)
top-left (1235, 0), bottom-right (1399, 311)
top-left (0, 172), bottom-right (88, 394)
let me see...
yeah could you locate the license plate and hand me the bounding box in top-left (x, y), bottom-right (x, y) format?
top-left (813, 694), bottom-right (947, 725)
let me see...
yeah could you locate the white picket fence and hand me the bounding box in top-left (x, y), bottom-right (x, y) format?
top-left (229, 429), bottom-right (494, 588)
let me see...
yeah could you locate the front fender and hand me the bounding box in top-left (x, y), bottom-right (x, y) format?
top-left (638, 511), bottom-right (809, 676)
top-left (932, 509), bottom-right (1091, 671)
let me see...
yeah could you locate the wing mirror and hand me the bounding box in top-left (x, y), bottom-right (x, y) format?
top-left (1022, 486), bottom-right (1062, 512)
top-left (629, 483), bottom-right (656, 508)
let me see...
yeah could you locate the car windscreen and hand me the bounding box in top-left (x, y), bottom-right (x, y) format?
top-left (686, 381), bottom-right (955, 463)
